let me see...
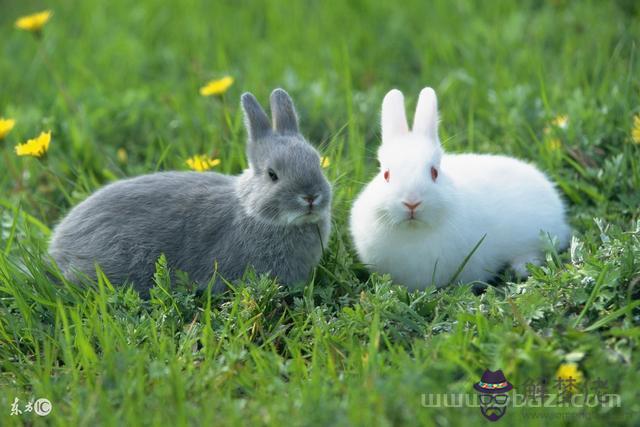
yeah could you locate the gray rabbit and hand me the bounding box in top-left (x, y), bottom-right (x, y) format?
top-left (48, 89), bottom-right (332, 294)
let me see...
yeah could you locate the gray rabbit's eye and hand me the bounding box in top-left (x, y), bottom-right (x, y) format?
top-left (268, 168), bottom-right (279, 182)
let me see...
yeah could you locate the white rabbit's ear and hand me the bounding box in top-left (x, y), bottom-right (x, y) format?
top-left (412, 87), bottom-right (439, 142)
top-left (381, 89), bottom-right (409, 142)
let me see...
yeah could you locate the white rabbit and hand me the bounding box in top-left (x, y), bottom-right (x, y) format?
top-left (349, 88), bottom-right (570, 290)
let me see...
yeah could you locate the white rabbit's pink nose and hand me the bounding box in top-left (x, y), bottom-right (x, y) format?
top-left (402, 201), bottom-right (422, 212)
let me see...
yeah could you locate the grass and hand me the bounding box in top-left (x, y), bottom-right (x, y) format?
top-left (1, 0), bottom-right (639, 425)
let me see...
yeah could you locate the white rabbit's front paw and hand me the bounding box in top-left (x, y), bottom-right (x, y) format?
top-left (510, 254), bottom-right (541, 279)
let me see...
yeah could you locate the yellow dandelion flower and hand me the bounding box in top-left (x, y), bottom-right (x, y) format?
top-left (199, 76), bottom-right (234, 96)
top-left (186, 155), bottom-right (221, 172)
top-left (0, 118), bottom-right (16, 140)
top-left (321, 156), bottom-right (330, 168)
top-left (632, 114), bottom-right (640, 144)
top-left (556, 363), bottom-right (583, 393)
top-left (551, 115), bottom-right (569, 130)
top-left (15, 10), bottom-right (52, 32)
top-left (15, 130), bottom-right (51, 157)
top-left (117, 148), bottom-right (128, 163)
top-left (546, 138), bottom-right (562, 151)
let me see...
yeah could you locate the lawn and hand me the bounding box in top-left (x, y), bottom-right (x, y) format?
top-left (1, 0), bottom-right (639, 425)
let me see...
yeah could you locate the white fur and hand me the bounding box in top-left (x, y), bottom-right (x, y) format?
top-left (349, 88), bottom-right (571, 290)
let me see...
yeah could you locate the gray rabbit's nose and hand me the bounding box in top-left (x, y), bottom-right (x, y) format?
top-left (301, 194), bottom-right (319, 207)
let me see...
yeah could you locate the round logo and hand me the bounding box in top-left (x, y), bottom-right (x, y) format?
top-left (34, 398), bottom-right (52, 416)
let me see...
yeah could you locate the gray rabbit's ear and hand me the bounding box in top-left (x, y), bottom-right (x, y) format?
top-left (241, 92), bottom-right (271, 140)
top-left (270, 88), bottom-right (299, 134)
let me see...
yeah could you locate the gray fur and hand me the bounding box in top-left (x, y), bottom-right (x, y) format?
top-left (49, 89), bottom-right (332, 295)
top-left (270, 88), bottom-right (299, 134)
top-left (241, 92), bottom-right (271, 142)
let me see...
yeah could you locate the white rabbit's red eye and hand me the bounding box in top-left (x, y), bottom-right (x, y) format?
top-left (383, 169), bottom-right (390, 182)
top-left (431, 166), bottom-right (438, 182)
